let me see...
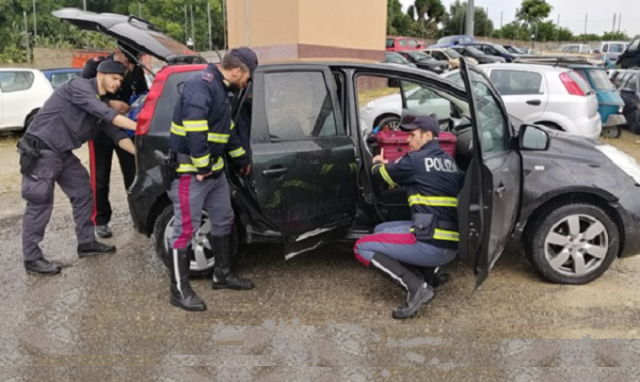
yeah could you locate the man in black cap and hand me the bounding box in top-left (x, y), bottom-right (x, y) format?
top-left (82, 43), bottom-right (149, 239)
top-left (18, 60), bottom-right (138, 275)
top-left (353, 114), bottom-right (464, 319)
top-left (165, 47), bottom-right (258, 311)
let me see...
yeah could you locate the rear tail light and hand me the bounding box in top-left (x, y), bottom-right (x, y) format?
top-left (135, 73), bottom-right (167, 136)
top-left (559, 72), bottom-right (585, 96)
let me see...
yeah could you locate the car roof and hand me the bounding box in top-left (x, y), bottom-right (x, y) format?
top-left (482, 63), bottom-right (569, 72)
top-left (41, 68), bottom-right (81, 73)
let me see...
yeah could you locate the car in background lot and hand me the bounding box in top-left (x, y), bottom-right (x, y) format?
top-left (0, 68), bottom-right (53, 131)
top-left (427, 35), bottom-right (474, 48)
top-left (443, 63), bottom-right (602, 139)
top-left (460, 42), bottom-right (519, 62)
top-left (614, 69), bottom-right (640, 134)
top-left (396, 50), bottom-right (450, 74)
top-left (558, 44), bottom-right (593, 54)
top-left (618, 36), bottom-right (640, 69)
top-left (41, 68), bottom-right (82, 89)
top-left (385, 36), bottom-right (424, 52)
top-left (451, 45), bottom-right (506, 64)
top-left (595, 41), bottom-right (628, 63)
top-left (503, 45), bottom-right (528, 55)
top-left (383, 52), bottom-right (417, 68)
top-left (423, 48), bottom-right (477, 68)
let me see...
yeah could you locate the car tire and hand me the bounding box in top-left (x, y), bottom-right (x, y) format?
top-left (601, 126), bottom-right (622, 139)
top-left (377, 115), bottom-right (401, 131)
top-left (152, 204), bottom-right (216, 278)
top-left (523, 202), bottom-right (619, 285)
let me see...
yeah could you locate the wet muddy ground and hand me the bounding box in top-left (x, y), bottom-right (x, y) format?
top-left (2, 132), bottom-right (640, 381)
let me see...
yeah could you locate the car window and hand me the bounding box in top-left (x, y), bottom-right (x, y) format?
top-left (264, 71), bottom-right (338, 139)
top-left (0, 71), bottom-right (34, 92)
top-left (431, 51), bottom-right (446, 60)
top-left (489, 70), bottom-right (542, 95)
top-left (386, 39), bottom-right (395, 48)
top-left (588, 70), bottom-right (615, 90)
top-left (628, 39), bottom-right (640, 51)
top-left (50, 72), bottom-right (78, 89)
top-left (601, 44), bottom-right (609, 52)
top-left (402, 81), bottom-right (452, 120)
top-left (624, 74), bottom-right (639, 92)
top-left (468, 71), bottom-right (510, 157)
top-left (408, 39), bottom-right (418, 47)
top-left (399, 39), bottom-right (408, 47)
top-left (609, 44), bottom-right (624, 53)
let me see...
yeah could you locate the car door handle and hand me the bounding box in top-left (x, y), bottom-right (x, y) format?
top-left (526, 99), bottom-right (542, 106)
top-left (262, 168), bottom-right (288, 177)
top-left (495, 184), bottom-right (506, 197)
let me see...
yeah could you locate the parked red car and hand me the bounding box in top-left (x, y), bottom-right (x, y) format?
top-left (385, 36), bottom-right (424, 52)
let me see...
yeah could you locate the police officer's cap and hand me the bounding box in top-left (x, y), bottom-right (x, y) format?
top-left (228, 47), bottom-right (258, 75)
top-left (400, 114), bottom-right (440, 138)
top-left (97, 60), bottom-right (127, 76)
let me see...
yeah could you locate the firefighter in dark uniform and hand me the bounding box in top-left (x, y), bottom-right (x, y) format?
top-left (19, 61), bottom-right (138, 275)
top-left (167, 48), bottom-right (257, 311)
top-left (354, 115), bottom-right (464, 319)
top-left (81, 43), bottom-right (148, 238)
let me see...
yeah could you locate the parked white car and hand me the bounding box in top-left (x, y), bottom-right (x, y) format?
top-left (359, 85), bottom-right (451, 130)
top-left (596, 41), bottom-right (629, 62)
top-left (558, 44), bottom-right (593, 54)
top-left (0, 68), bottom-right (53, 131)
top-left (443, 63), bottom-right (602, 139)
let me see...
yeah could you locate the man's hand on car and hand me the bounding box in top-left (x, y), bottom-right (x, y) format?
top-left (240, 164), bottom-right (252, 176)
top-left (372, 148), bottom-right (388, 165)
top-left (196, 172), bottom-right (212, 182)
top-left (109, 100), bottom-right (131, 114)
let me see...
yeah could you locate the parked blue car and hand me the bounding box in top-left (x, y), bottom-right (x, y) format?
top-left (571, 65), bottom-right (626, 138)
top-left (427, 35), bottom-right (474, 49)
top-left (41, 68), bottom-right (82, 89)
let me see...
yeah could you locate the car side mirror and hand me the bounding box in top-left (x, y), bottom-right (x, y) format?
top-left (520, 124), bottom-right (550, 151)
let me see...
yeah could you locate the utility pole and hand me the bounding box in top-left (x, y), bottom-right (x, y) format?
top-left (612, 14), bottom-right (617, 33)
top-left (500, 11), bottom-right (503, 39)
top-left (32, 0), bottom-right (37, 47)
top-left (465, 0), bottom-right (475, 36)
top-left (485, 7), bottom-right (489, 37)
top-left (222, 0), bottom-right (227, 50)
top-left (23, 11), bottom-right (30, 63)
top-left (618, 13), bottom-right (622, 33)
top-left (584, 13), bottom-right (588, 35)
top-left (190, 4), bottom-right (195, 51)
top-left (184, 5), bottom-right (188, 45)
top-left (83, 0), bottom-right (86, 11)
top-left (138, 2), bottom-right (142, 17)
top-left (557, 14), bottom-right (560, 44)
top-left (207, 1), bottom-right (212, 51)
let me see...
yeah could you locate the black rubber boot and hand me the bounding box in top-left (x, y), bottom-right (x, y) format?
top-left (209, 234), bottom-right (254, 290)
top-left (420, 267), bottom-right (450, 289)
top-left (369, 253), bottom-right (434, 319)
top-left (169, 248), bottom-right (206, 311)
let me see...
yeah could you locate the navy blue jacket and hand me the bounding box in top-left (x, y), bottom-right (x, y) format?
top-left (372, 139), bottom-right (464, 247)
top-left (170, 64), bottom-right (250, 176)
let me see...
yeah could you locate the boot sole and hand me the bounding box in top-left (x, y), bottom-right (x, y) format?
top-left (78, 249), bottom-right (117, 258)
top-left (392, 291), bottom-right (435, 320)
top-left (170, 299), bottom-right (207, 311)
top-left (212, 283), bottom-right (254, 290)
top-left (25, 268), bottom-right (61, 276)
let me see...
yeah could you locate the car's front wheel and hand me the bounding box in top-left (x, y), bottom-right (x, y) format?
top-left (152, 205), bottom-right (216, 278)
top-left (524, 202), bottom-right (619, 284)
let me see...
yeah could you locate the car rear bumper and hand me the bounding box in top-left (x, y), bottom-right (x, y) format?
top-left (604, 113), bottom-right (627, 127)
top-left (571, 113), bottom-right (602, 140)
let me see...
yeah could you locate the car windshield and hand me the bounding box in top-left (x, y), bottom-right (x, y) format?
top-left (386, 52), bottom-right (409, 64)
top-left (437, 36), bottom-right (456, 45)
top-left (583, 69), bottom-right (616, 90)
top-left (407, 51), bottom-right (433, 61)
top-left (445, 49), bottom-right (461, 58)
top-left (465, 46), bottom-right (484, 55)
top-left (506, 46), bottom-right (524, 54)
top-left (491, 44), bottom-right (510, 54)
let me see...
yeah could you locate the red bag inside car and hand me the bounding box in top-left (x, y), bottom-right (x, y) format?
top-left (375, 130), bottom-right (457, 164)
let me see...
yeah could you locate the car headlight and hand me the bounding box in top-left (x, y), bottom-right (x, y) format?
top-left (596, 144), bottom-right (640, 184)
top-left (364, 101), bottom-right (375, 111)
top-left (619, 105), bottom-right (624, 113)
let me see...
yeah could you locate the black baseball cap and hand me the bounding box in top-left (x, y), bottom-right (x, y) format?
top-left (228, 47), bottom-right (258, 76)
top-left (400, 114), bottom-right (440, 137)
top-left (97, 60), bottom-right (127, 76)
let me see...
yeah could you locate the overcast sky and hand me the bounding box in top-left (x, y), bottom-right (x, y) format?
top-left (399, 0), bottom-right (640, 37)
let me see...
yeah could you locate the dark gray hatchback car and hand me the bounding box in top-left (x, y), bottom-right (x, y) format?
top-left (126, 58), bottom-right (640, 289)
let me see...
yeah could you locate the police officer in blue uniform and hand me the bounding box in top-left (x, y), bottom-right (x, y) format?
top-left (167, 48), bottom-right (257, 311)
top-left (354, 114), bottom-right (464, 319)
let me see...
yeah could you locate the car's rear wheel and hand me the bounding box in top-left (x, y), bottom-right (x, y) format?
top-left (152, 205), bottom-right (216, 278)
top-left (524, 202), bottom-right (619, 285)
top-left (601, 126), bottom-right (622, 139)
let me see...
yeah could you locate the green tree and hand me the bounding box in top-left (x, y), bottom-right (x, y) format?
top-left (387, 0), bottom-right (414, 36)
top-left (601, 31), bottom-right (630, 41)
top-left (516, 0), bottom-right (552, 31)
top-left (441, 1), bottom-right (493, 37)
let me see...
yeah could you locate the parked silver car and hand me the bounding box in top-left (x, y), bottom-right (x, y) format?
top-left (443, 63), bottom-right (602, 139)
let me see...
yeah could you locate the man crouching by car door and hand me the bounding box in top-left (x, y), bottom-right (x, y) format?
top-left (354, 115), bottom-right (464, 319)
top-left (166, 48), bottom-right (258, 312)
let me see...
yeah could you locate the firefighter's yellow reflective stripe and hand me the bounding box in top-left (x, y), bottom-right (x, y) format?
top-left (228, 147), bottom-right (245, 158)
top-left (191, 154), bottom-right (210, 168)
top-left (207, 133), bottom-right (230, 143)
top-left (170, 123), bottom-right (186, 136)
top-left (230, 121), bottom-right (235, 130)
top-left (183, 120), bottom-right (208, 132)
top-left (379, 165), bottom-right (397, 188)
top-left (284, 180), bottom-right (318, 191)
top-left (433, 229), bottom-right (459, 242)
top-left (211, 157), bottom-right (225, 171)
top-left (408, 195), bottom-right (458, 207)
top-left (176, 163), bottom-right (197, 173)
top-left (371, 163), bottom-right (382, 175)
